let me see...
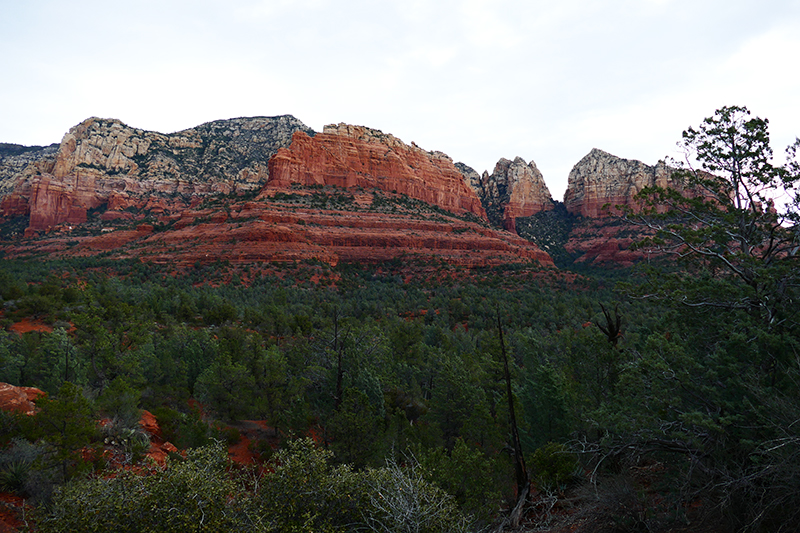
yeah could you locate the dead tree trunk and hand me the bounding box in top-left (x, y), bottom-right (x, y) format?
top-left (497, 312), bottom-right (529, 528)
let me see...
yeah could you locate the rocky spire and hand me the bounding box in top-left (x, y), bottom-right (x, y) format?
top-left (465, 157), bottom-right (554, 232)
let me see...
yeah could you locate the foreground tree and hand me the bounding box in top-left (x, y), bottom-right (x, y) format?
top-left (36, 443), bottom-right (247, 533)
top-left (627, 105), bottom-right (799, 326)
top-left (610, 106), bottom-right (800, 531)
top-left (25, 382), bottom-right (99, 482)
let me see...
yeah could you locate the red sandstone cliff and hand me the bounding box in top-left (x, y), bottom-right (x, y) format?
top-left (556, 149), bottom-right (693, 266)
top-left (0, 117), bottom-right (556, 269)
top-left (267, 124), bottom-right (487, 220)
top-left (466, 157), bottom-right (554, 232)
top-left (563, 148), bottom-right (680, 218)
top-left (0, 189), bottom-right (553, 268)
top-left (2, 116), bottom-right (313, 234)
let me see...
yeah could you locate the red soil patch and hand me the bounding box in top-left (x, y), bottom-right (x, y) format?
top-left (8, 317), bottom-right (52, 335)
top-left (227, 420), bottom-right (279, 465)
top-left (228, 434), bottom-right (257, 465)
top-left (0, 493), bottom-right (27, 532)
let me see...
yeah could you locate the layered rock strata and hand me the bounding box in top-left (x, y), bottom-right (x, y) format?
top-left (558, 148), bottom-right (694, 266)
top-left (268, 124), bottom-right (487, 219)
top-left (467, 157), bottom-right (554, 232)
top-left (0, 190), bottom-right (553, 268)
top-left (563, 148), bottom-right (679, 218)
top-left (1, 116), bottom-right (314, 234)
top-left (0, 117), bottom-right (555, 268)
top-left (563, 221), bottom-right (655, 268)
top-left (0, 143), bottom-right (59, 221)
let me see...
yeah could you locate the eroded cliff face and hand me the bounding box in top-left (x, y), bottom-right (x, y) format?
top-left (268, 124), bottom-right (487, 219)
top-left (554, 148), bottom-right (691, 266)
top-left (50, 115), bottom-right (313, 184)
top-left (0, 143), bottom-right (59, 191)
top-left (467, 157), bottom-right (554, 232)
top-left (563, 148), bottom-right (679, 218)
top-left (0, 118), bottom-right (552, 269)
top-left (0, 143), bottom-right (59, 221)
top-left (2, 116), bottom-right (314, 234)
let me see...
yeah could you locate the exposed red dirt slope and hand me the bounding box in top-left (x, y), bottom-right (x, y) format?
top-left (1, 188), bottom-right (553, 268)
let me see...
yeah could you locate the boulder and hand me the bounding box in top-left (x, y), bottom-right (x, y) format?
top-left (0, 382), bottom-right (45, 416)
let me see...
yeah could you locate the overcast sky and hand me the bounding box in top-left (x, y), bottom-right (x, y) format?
top-left (2, 0), bottom-right (799, 199)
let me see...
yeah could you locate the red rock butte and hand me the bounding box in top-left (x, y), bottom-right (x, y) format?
top-left (268, 124), bottom-right (487, 220)
top-left (0, 118), bottom-right (554, 269)
top-left (3, 115), bottom-right (701, 269)
top-left (564, 148), bottom-right (681, 218)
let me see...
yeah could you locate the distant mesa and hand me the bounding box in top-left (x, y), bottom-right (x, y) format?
top-left (0, 116), bottom-right (553, 268)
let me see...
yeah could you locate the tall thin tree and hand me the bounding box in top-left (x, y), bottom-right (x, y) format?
top-left (497, 312), bottom-right (529, 528)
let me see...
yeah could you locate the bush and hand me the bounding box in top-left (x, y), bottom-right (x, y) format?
top-left (529, 442), bottom-right (579, 492)
top-left (256, 438), bottom-right (368, 531)
top-left (211, 422), bottom-right (241, 445)
top-left (0, 438), bottom-right (53, 502)
top-left (418, 438), bottom-right (504, 524)
top-left (100, 418), bottom-right (151, 464)
top-left (35, 442), bottom-right (249, 533)
top-left (364, 455), bottom-right (473, 533)
top-left (150, 405), bottom-right (210, 449)
top-left (0, 459), bottom-right (31, 493)
top-left (256, 438), bottom-right (473, 533)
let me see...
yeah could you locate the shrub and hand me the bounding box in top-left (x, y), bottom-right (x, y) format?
top-left (0, 460), bottom-right (30, 493)
top-left (35, 442), bottom-right (249, 533)
top-left (529, 442), bottom-right (579, 492)
top-left (256, 438), bottom-right (473, 533)
top-left (364, 455), bottom-right (473, 533)
top-left (0, 438), bottom-right (52, 502)
top-left (100, 418), bottom-right (151, 464)
top-left (256, 438), bottom-right (368, 531)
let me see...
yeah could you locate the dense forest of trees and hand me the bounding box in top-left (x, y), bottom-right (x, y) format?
top-left (0, 106), bottom-right (797, 532)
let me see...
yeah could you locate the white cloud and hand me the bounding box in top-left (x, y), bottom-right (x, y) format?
top-left (458, 0), bottom-right (526, 49)
top-left (234, 0), bottom-right (330, 19)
